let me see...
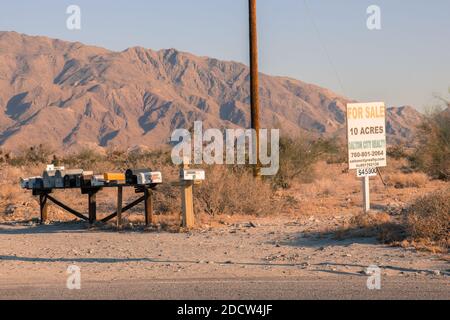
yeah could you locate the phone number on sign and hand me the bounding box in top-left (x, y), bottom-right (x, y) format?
top-left (350, 150), bottom-right (384, 158)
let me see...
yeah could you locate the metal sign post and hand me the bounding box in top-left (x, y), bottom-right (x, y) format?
top-left (362, 176), bottom-right (370, 213)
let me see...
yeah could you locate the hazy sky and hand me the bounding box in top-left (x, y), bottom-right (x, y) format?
top-left (1, 0), bottom-right (449, 111)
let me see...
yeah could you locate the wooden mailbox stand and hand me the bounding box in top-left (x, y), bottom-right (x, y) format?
top-left (34, 185), bottom-right (154, 229)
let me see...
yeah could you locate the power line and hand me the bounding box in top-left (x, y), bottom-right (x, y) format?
top-left (303, 0), bottom-right (347, 97)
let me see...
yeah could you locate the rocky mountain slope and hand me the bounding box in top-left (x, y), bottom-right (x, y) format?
top-left (0, 31), bottom-right (424, 152)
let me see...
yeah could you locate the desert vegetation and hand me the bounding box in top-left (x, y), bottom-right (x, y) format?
top-left (410, 106), bottom-right (450, 181)
top-left (0, 127), bottom-right (448, 253)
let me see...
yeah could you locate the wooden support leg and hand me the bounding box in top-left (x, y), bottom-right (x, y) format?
top-left (181, 182), bottom-right (195, 228)
top-left (39, 194), bottom-right (48, 225)
top-left (88, 191), bottom-right (97, 225)
top-left (144, 188), bottom-right (153, 226)
top-left (116, 186), bottom-right (123, 230)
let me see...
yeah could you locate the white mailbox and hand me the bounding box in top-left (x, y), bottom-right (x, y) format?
top-left (91, 175), bottom-right (106, 187)
top-left (46, 164), bottom-right (65, 172)
top-left (20, 178), bottom-right (30, 189)
top-left (180, 169), bottom-right (205, 181)
top-left (137, 172), bottom-right (163, 185)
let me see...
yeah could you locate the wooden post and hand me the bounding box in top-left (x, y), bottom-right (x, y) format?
top-left (144, 187), bottom-right (153, 226)
top-left (181, 181), bottom-right (195, 228)
top-left (88, 191), bottom-right (97, 224)
top-left (116, 186), bottom-right (123, 230)
top-left (249, 0), bottom-right (261, 177)
top-left (180, 162), bottom-right (195, 229)
top-left (363, 176), bottom-right (370, 213)
top-left (39, 193), bottom-right (48, 224)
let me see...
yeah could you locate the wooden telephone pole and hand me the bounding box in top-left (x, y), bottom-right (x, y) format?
top-left (249, 0), bottom-right (261, 177)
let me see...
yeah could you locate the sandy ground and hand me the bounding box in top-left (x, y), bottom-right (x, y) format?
top-left (0, 214), bottom-right (448, 300)
top-left (0, 161), bottom-right (449, 299)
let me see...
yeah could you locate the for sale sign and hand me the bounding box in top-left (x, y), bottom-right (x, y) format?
top-left (347, 102), bottom-right (387, 170)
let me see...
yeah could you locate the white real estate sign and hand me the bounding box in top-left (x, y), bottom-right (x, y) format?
top-left (347, 102), bottom-right (387, 171)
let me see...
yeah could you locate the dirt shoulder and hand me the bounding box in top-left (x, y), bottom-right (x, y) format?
top-left (0, 215), bottom-right (448, 291)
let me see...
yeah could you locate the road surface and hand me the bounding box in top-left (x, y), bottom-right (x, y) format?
top-left (1, 276), bottom-right (448, 300)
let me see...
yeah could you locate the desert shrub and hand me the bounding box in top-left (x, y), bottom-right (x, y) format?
top-left (334, 190), bottom-right (449, 252)
top-left (274, 137), bottom-right (340, 188)
top-left (62, 148), bottom-right (104, 169)
top-left (335, 212), bottom-right (406, 243)
top-left (387, 144), bottom-right (409, 160)
top-left (7, 144), bottom-right (53, 166)
top-left (406, 189), bottom-right (450, 246)
top-left (411, 109), bottom-right (450, 180)
top-left (195, 165), bottom-right (279, 216)
top-left (153, 183), bottom-right (181, 214)
top-left (385, 172), bottom-right (429, 189)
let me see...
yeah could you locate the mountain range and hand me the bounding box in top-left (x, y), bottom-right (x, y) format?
top-left (0, 31), bottom-right (424, 152)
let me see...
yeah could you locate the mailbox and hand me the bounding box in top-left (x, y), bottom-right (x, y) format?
top-left (126, 169), bottom-right (151, 185)
top-left (28, 177), bottom-right (44, 189)
top-left (43, 171), bottom-right (56, 189)
top-left (91, 175), bottom-right (106, 187)
top-left (20, 178), bottom-right (30, 189)
top-left (180, 169), bottom-right (205, 181)
top-left (43, 165), bottom-right (66, 188)
top-left (46, 164), bottom-right (65, 172)
top-left (125, 169), bottom-right (162, 185)
top-left (81, 171), bottom-right (94, 187)
top-left (136, 171), bottom-right (163, 185)
top-left (54, 170), bottom-right (66, 188)
top-left (63, 169), bottom-right (83, 188)
top-left (104, 173), bottom-right (126, 183)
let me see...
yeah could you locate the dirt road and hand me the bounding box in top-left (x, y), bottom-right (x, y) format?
top-left (0, 216), bottom-right (448, 300)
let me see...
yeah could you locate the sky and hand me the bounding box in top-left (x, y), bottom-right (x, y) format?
top-left (0, 0), bottom-right (449, 111)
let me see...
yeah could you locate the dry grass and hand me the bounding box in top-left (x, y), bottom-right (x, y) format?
top-left (334, 189), bottom-right (450, 253)
top-left (195, 166), bottom-right (280, 216)
top-left (335, 212), bottom-right (406, 243)
top-left (385, 172), bottom-right (429, 189)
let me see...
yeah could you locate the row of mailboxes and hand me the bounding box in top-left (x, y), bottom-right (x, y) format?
top-left (20, 165), bottom-right (206, 190)
top-left (20, 166), bottom-right (164, 190)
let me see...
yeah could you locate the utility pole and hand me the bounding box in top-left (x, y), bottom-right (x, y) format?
top-left (249, 0), bottom-right (261, 177)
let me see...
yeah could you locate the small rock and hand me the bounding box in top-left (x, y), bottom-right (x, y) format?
top-left (432, 270), bottom-right (441, 276)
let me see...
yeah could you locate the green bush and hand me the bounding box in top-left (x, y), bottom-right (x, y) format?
top-left (411, 110), bottom-right (450, 180)
top-left (273, 137), bottom-right (341, 188)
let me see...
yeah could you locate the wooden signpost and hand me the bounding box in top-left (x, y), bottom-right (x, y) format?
top-left (347, 102), bottom-right (387, 213)
top-left (172, 163), bottom-right (205, 229)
